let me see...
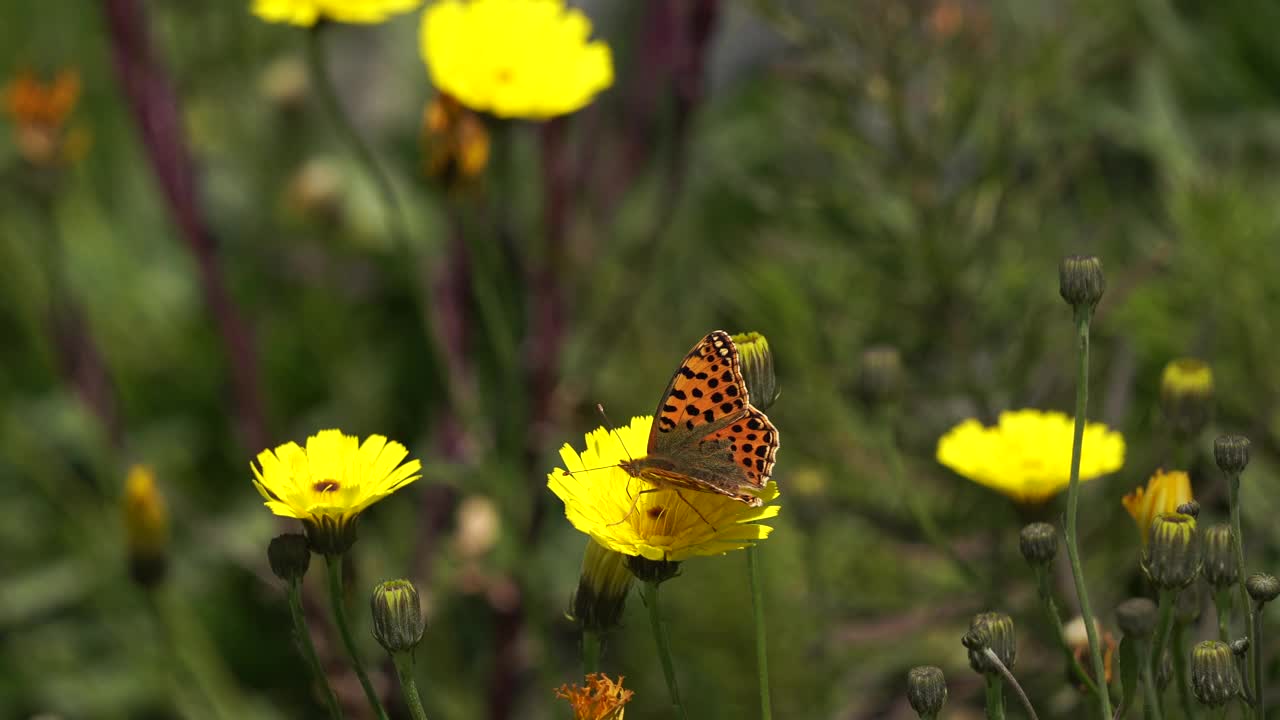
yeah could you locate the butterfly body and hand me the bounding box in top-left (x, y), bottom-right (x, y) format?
top-left (619, 331), bottom-right (779, 506)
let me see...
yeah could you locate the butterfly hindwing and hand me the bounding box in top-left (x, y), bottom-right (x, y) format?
top-left (700, 407), bottom-right (778, 488)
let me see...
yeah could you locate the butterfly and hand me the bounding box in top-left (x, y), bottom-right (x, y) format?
top-left (617, 331), bottom-right (779, 507)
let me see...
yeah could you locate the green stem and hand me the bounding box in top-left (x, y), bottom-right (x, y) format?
top-left (880, 413), bottom-right (981, 585)
top-left (1141, 656), bottom-right (1164, 720)
top-left (1250, 602), bottom-right (1263, 719)
top-left (287, 582), bottom-right (344, 720)
top-left (641, 581), bottom-right (689, 720)
top-left (392, 653), bottom-right (430, 720)
top-left (325, 556), bottom-right (389, 720)
top-left (582, 630), bottom-right (602, 677)
top-left (1227, 473), bottom-right (1258, 720)
top-left (747, 546), bottom-right (773, 720)
top-left (1034, 567), bottom-right (1101, 695)
top-left (305, 25), bottom-right (410, 251)
top-left (1171, 622), bottom-right (1195, 720)
top-left (984, 649), bottom-right (1039, 720)
top-left (1064, 306), bottom-right (1113, 720)
top-left (1151, 590), bottom-right (1177, 679)
top-left (985, 674), bottom-right (1007, 720)
top-left (1214, 590), bottom-right (1232, 643)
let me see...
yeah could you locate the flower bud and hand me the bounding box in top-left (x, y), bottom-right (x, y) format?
top-left (1213, 435), bottom-right (1250, 476)
top-left (1122, 469), bottom-right (1193, 547)
top-left (1191, 640), bottom-right (1240, 707)
top-left (1231, 638), bottom-right (1250, 658)
top-left (1201, 525), bottom-right (1238, 590)
top-left (267, 533), bottom-right (312, 584)
top-left (1160, 358), bottom-right (1214, 438)
top-left (123, 465), bottom-right (168, 587)
top-left (258, 56), bottom-right (309, 113)
top-left (963, 612), bottom-right (1016, 675)
top-left (732, 332), bottom-right (779, 411)
top-left (371, 579), bottom-right (425, 655)
top-left (570, 541), bottom-right (634, 635)
top-left (1019, 522), bottom-right (1058, 567)
top-left (1143, 513), bottom-right (1201, 590)
top-left (1176, 500), bottom-right (1200, 519)
top-left (626, 556), bottom-right (680, 585)
top-left (1059, 255), bottom-right (1105, 309)
top-left (1246, 573), bottom-right (1280, 605)
top-left (906, 666), bottom-right (948, 719)
top-left (857, 346), bottom-right (903, 407)
top-left (1115, 597), bottom-right (1158, 638)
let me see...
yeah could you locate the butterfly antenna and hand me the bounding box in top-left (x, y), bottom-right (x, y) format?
top-left (596, 403), bottom-right (637, 463)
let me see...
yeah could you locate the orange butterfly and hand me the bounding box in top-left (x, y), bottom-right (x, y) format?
top-left (617, 331), bottom-right (779, 507)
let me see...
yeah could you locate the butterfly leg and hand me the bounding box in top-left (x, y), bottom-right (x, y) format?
top-left (606, 486), bottom-right (659, 528)
top-left (672, 489), bottom-right (718, 532)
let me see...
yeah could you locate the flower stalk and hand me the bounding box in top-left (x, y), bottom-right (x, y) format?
top-left (391, 654), bottom-right (429, 720)
top-left (748, 546), bottom-right (773, 720)
top-left (582, 631), bottom-right (602, 677)
top-left (1172, 623), bottom-right (1196, 720)
top-left (1228, 478), bottom-right (1257, 718)
top-left (286, 581), bottom-right (344, 719)
top-left (984, 674), bottom-right (1006, 720)
top-left (325, 556), bottom-right (389, 720)
top-left (983, 648), bottom-right (1038, 720)
top-left (1031, 566), bottom-right (1099, 694)
top-left (641, 580), bottom-right (689, 720)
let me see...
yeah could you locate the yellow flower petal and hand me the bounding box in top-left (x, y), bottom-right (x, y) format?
top-left (252, 0), bottom-right (421, 26)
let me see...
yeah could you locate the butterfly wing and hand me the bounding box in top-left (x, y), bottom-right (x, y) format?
top-left (648, 331), bottom-right (748, 449)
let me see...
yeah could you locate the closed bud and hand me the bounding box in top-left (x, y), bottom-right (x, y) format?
top-left (1191, 640), bottom-right (1240, 707)
top-left (626, 556), bottom-right (680, 585)
top-left (1231, 638), bottom-right (1250, 658)
top-left (857, 346), bottom-right (903, 407)
top-left (1019, 522), bottom-right (1058, 567)
top-left (569, 541), bottom-right (633, 635)
top-left (123, 465), bottom-right (168, 587)
top-left (963, 612), bottom-right (1016, 675)
top-left (1116, 597), bottom-right (1158, 638)
top-left (371, 579), bottom-right (425, 655)
top-left (1246, 573), bottom-right (1280, 605)
top-left (267, 533), bottom-right (312, 584)
top-left (1059, 255), bottom-right (1106, 309)
top-left (906, 666), bottom-right (948, 719)
top-left (1176, 500), bottom-right (1200, 519)
top-left (1213, 435), bottom-right (1250, 476)
top-left (1160, 359), bottom-right (1214, 438)
top-left (1143, 513), bottom-right (1201, 590)
top-left (732, 332), bottom-right (779, 411)
top-left (1201, 525), bottom-right (1238, 590)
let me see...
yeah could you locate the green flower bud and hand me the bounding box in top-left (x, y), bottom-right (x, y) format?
top-left (731, 332), bottom-right (779, 411)
top-left (906, 666), bottom-right (948, 719)
top-left (267, 533), bottom-right (312, 584)
top-left (1191, 640), bottom-right (1240, 707)
top-left (626, 556), bottom-right (681, 585)
top-left (1176, 500), bottom-right (1200, 519)
top-left (963, 612), bottom-right (1016, 675)
top-left (569, 541), bottom-right (633, 635)
top-left (1115, 597), bottom-right (1158, 638)
top-left (1246, 573), bottom-right (1280, 605)
top-left (1213, 434), bottom-right (1250, 476)
top-left (858, 346), bottom-right (903, 407)
top-left (1201, 524), bottom-right (1238, 590)
top-left (371, 579), bottom-right (425, 655)
top-left (1160, 358), bottom-right (1214, 438)
top-left (1019, 522), bottom-right (1058, 567)
top-left (1059, 255), bottom-right (1105, 309)
top-left (1143, 513), bottom-right (1201, 590)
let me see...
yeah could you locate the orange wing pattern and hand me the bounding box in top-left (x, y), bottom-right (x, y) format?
top-left (701, 407), bottom-right (778, 488)
top-left (648, 331), bottom-right (749, 448)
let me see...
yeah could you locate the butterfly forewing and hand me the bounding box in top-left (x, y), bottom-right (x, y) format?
top-left (648, 330), bottom-right (749, 450)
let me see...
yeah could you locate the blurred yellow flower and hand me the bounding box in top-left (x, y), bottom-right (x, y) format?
top-left (252, 0), bottom-right (421, 26)
top-left (1122, 469), bottom-right (1192, 546)
top-left (122, 465), bottom-right (168, 586)
top-left (420, 0), bottom-right (613, 119)
top-left (251, 429), bottom-right (422, 554)
top-left (936, 409), bottom-right (1126, 504)
top-left (548, 416), bottom-right (780, 562)
top-left (555, 673), bottom-right (634, 720)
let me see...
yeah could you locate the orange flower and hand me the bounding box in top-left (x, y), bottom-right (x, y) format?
top-left (3, 69), bottom-right (88, 167)
top-left (555, 673), bottom-right (633, 720)
top-left (1065, 617), bottom-right (1117, 689)
top-left (1122, 469), bottom-right (1193, 545)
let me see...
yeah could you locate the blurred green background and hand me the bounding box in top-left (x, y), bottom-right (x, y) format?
top-left (3, 0), bottom-right (1280, 718)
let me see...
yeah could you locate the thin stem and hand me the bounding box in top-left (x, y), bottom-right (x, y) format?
top-left (984, 649), bottom-right (1039, 720)
top-left (1064, 306), bottom-right (1113, 720)
top-left (287, 581), bottom-right (344, 720)
top-left (1034, 566), bottom-right (1101, 695)
top-left (582, 630), bottom-right (602, 677)
top-left (747, 546), bottom-right (773, 720)
top-left (325, 556), bottom-right (389, 720)
top-left (1172, 622), bottom-right (1195, 720)
top-left (1214, 590), bottom-right (1232, 643)
top-left (392, 653), bottom-right (430, 720)
top-left (1151, 590), bottom-right (1177, 679)
top-left (1250, 602), bottom-right (1262, 719)
top-left (1228, 473), bottom-right (1258, 720)
top-left (1141, 655), bottom-right (1164, 720)
top-left (985, 674), bottom-right (1007, 720)
top-left (641, 581), bottom-right (689, 720)
top-left (305, 26), bottom-right (410, 251)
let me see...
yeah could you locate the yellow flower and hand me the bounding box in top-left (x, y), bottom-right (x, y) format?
top-left (122, 465), bottom-right (168, 586)
top-left (548, 417), bottom-right (781, 562)
top-left (936, 409), bottom-right (1126, 504)
top-left (420, 0), bottom-right (613, 119)
top-left (251, 429), bottom-right (422, 554)
top-left (1122, 469), bottom-right (1193, 546)
top-left (252, 0), bottom-right (421, 26)
top-left (555, 673), bottom-right (634, 720)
